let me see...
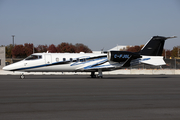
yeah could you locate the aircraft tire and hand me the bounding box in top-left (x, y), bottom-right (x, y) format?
top-left (20, 75), bottom-right (25, 79)
top-left (97, 75), bottom-right (103, 78)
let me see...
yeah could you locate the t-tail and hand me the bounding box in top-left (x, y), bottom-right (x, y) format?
top-left (139, 36), bottom-right (177, 66)
top-left (139, 36), bottom-right (177, 56)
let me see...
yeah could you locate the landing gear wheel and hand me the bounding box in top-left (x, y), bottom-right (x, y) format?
top-left (97, 69), bottom-right (103, 78)
top-left (20, 74), bottom-right (25, 79)
top-left (97, 75), bottom-right (103, 78)
top-left (92, 75), bottom-right (96, 78)
top-left (90, 72), bottom-right (96, 78)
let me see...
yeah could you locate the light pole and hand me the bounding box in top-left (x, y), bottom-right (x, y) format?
top-left (11, 35), bottom-right (15, 63)
top-left (12, 35), bottom-right (15, 47)
top-left (33, 44), bottom-right (34, 53)
top-left (165, 49), bottom-right (166, 59)
top-left (178, 46), bottom-right (180, 58)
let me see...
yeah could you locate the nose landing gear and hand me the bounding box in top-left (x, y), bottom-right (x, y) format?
top-left (20, 73), bottom-right (25, 79)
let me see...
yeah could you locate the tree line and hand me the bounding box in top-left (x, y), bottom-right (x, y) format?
top-left (5, 43), bottom-right (92, 58)
top-left (3, 43), bottom-right (179, 59)
top-left (121, 45), bottom-right (180, 58)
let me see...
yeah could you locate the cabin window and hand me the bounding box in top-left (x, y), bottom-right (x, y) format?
top-left (25, 55), bottom-right (42, 60)
top-left (0, 59), bottom-right (1, 65)
top-left (80, 58), bottom-right (86, 62)
top-left (70, 58), bottom-right (73, 62)
top-left (63, 58), bottom-right (66, 62)
top-left (76, 58), bottom-right (79, 62)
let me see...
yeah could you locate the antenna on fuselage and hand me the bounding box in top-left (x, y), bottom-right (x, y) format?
top-left (101, 48), bottom-right (104, 54)
top-left (101, 47), bottom-right (107, 54)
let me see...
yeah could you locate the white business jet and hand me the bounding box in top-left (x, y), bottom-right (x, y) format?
top-left (3, 36), bottom-right (176, 79)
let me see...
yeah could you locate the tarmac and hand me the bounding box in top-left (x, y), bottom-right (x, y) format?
top-left (0, 75), bottom-right (180, 120)
top-left (0, 69), bottom-right (180, 75)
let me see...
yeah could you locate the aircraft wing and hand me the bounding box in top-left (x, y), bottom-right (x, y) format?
top-left (75, 58), bottom-right (112, 71)
top-left (75, 56), bottom-right (131, 71)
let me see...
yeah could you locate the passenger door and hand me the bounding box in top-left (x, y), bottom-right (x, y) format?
top-left (45, 55), bottom-right (52, 64)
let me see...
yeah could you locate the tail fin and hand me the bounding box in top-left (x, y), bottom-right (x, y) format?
top-left (139, 36), bottom-right (177, 56)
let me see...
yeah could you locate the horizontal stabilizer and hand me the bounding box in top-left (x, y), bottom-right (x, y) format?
top-left (140, 56), bottom-right (166, 66)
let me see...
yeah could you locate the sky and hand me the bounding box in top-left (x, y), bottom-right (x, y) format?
top-left (0, 0), bottom-right (180, 51)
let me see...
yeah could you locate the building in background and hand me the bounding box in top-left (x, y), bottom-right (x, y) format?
top-left (0, 47), bottom-right (5, 69)
top-left (109, 45), bottom-right (128, 51)
top-left (93, 45), bottom-right (128, 53)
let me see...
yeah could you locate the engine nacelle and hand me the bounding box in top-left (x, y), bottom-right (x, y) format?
top-left (107, 51), bottom-right (141, 62)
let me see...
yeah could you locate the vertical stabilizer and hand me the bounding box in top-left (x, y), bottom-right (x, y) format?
top-left (140, 36), bottom-right (176, 56)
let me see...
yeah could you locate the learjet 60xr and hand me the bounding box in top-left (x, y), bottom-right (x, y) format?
top-left (3, 36), bottom-right (177, 79)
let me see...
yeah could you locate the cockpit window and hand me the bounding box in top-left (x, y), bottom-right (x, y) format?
top-left (25, 55), bottom-right (42, 60)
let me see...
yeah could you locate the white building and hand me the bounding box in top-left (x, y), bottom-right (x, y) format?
top-left (0, 47), bottom-right (5, 69)
top-left (93, 45), bottom-right (129, 53)
top-left (109, 45), bottom-right (128, 51)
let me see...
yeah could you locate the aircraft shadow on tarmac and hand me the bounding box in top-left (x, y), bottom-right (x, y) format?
top-left (4, 75), bottom-right (170, 80)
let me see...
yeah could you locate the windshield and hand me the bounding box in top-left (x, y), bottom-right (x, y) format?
top-left (25, 55), bottom-right (42, 60)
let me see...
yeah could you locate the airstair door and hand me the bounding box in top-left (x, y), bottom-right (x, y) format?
top-left (45, 55), bottom-right (52, 64)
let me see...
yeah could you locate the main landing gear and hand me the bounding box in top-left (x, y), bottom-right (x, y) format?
top-left (90, 72), bottom-right (96, 78)
top-left (90, 69), bottom-right (103, 78)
